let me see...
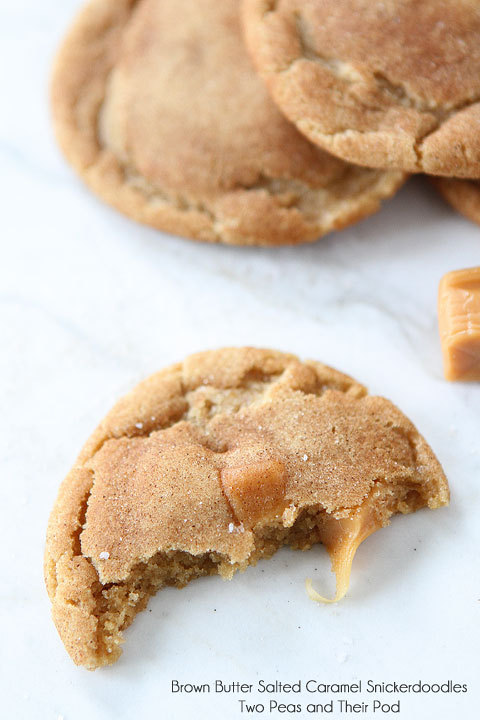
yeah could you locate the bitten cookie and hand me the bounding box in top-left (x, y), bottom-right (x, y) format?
top-left (51, 0), bottom-right (404, 246)
top-left (243, 0), bottom-right (480, 177)
top-left (45, 348), bottom-right (449, 669)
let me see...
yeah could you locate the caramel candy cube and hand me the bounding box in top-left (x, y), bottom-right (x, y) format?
top-left (221, 460), bottom-right (286, 528)
top-left (438, 267), bottom-right (480, 381)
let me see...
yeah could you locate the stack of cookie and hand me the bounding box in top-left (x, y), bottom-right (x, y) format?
top-left (53, 0), bottom-right (480, 246)
top-left (52, 0), bottom-right (480, 245)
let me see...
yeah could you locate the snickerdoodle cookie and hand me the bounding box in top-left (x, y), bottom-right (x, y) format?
top-left (243, 0), bottom-right (480, 177)
top-left (45, 348), bottom-right (448, 669)
top-left (433, 177), bottom-right (480, 226)
top-left (51, 0), bottom-right (404, 246)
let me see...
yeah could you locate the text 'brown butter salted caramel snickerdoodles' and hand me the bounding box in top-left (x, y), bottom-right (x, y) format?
top-left (51, 0), bottom-right (405, 246)
top-left (45, 348), bottom-right (449, 670)
top-left (243, 0), bottom-right (480, 177)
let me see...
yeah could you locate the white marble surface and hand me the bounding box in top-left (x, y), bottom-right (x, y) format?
top-left (1, 2), bottom-right (480, 719)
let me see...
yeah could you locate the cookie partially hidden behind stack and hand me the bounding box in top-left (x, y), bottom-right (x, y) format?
top-left (45, 348), bottom-right (449, 669)
top-left (243, 0), bottom-right (480, 177)
top-left (433, 178), bottom-right (480, 227)
top-left (51, 0), bottom-right (404, 246)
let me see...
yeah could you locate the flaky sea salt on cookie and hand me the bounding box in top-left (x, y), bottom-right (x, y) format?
top-left (44, 348), bottom-right (448, 669)
top-left (243, 0), bottom-right (480, 177)
top-left (51, 0), bottom-right (404, 246)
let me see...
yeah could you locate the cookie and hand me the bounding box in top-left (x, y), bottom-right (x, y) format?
top-left (51, 0), bottom-right (404, 246)
top-left (44, 348), bottom-right (449, 669)
top-left (433, 178), bottom-right (480, 226)
top-left (243, 0), bottom-right (480, 177)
